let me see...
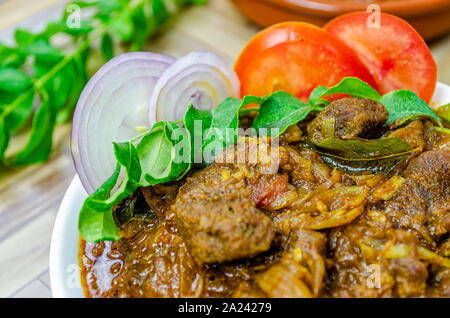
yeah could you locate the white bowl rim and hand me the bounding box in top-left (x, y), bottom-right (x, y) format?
top-left (49, 81), bottom-right (450, 298)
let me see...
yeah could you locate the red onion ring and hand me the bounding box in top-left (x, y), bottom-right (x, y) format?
top-left (148, 51), bottom-right (240, 127)
top-left (71, 52), bottom-right (175, 194)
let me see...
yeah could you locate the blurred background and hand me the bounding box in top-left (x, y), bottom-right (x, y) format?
top-left (0, 0), bottom-right (448, 298)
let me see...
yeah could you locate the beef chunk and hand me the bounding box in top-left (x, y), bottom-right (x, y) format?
top-left (308, 98), bottom-right (388, 143)
top-left (386, 120), bottom-right (425, 172)
top-left (383, 150), bottom-right (450, 239)
top-left (405, 150), bottom-right (450, 235)
top-left (172, 177), bottom-right (274, 265)
top-left (423, 120), bottom-right (450, 151)
top-left (388, 120), bottom-right (425, 150)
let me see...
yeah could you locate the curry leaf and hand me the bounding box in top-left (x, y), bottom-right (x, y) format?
top-left (253, 91), bottom-right (313, 137)
top-left (34, 60), bottom-right (73, 110)
top-left (0, 91), bottom-right (34, 161)
top-left (309, 77), bottom-right (381, 106)
top-left (14, 29), bottom-right (37, 46)
top-left (100, 33), bottom-right (114, 61)
top-left (0, 0), bottom-right (205, 168)
top-left (130, 4), bottom-right (149, 51)
top-left (86, 141), bottom-right (141, 212)
top-left (0, 44), bottom-right (26, 67)
top-left (79, 120), bottom-right (191, 242)
top-left (137, 121), bottom-right (190, 185)
top-left (152, 0), bottom-right (170, 26)
top-left (22, 40), bottom-right (64, 64)
top-left (211, 96), bottom-right (264, 133)
top-left (381, 89), bottom-right (441, 127)
top-left (0, 68), bottom-right (32, 92)
top-left (11, 92), bottom-right (56, 165)
top-left (109, 11), bottom-right (134, 41)
top-left (79, 208), bottom-right (120, 242)
top-left (308, 137), bottom-right (416, 175)
top-left (2, 90), bottom-right (34, 132)
top-left (203, 95), bottom-right (263, 163)
top-left (184, 104), bottom-right (213, 164)
top-left (78, 165), bottom-right (122, 242)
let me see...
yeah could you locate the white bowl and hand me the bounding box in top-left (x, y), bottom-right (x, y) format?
top-left (49, 82), bottom-right (450, 298)
top-left (50, 176), bottom-right (86, 298)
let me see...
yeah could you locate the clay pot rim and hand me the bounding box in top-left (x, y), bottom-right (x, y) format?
top-left (262, 0), bottom-right (450, 17)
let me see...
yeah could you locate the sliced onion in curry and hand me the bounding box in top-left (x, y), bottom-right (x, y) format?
top-left (71, 52), bottom-right (176, 194)
top-left (148, 50), bottom-right (240, 127)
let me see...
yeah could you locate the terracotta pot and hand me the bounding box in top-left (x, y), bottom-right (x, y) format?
top-left (231, 0), bottom-right (450, 41)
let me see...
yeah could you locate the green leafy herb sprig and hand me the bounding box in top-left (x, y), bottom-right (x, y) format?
top-left (79, 77), bottom-right (447, 242)
top-left (0, 0), bottom-right (205, 166)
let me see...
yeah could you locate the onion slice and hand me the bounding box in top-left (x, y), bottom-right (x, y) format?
top-left (148, 51), bottom-right (240, 127)
top-left (71, 52), bottom-right (175, 194)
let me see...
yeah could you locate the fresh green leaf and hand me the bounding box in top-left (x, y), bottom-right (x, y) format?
top-left (0, 91), bottom-right (34, 161)
top-left (56, 57), bottom-right (88, 124)
top-left (109, 11), bottom-right (134, 41)
top-left (0, 44), bottom-right (26, 67)
top-left (137, 121), bottom-right (190, 185)
top-left (184, 104), bottom-right (213, 164)
top-left (253, 91), bottom-right (313, 137)
top-left (308, 137), bottom-right (416, 175)
top-left (100, 33), bottom-right (114, 61)
top-left (309, 77), bottom-right (381, 106)
top-left (0, 117), bottom-right (9, 160)
top-left (22, 40), bottom-right (64, 64)
top-left (130, 4), bottom-right (149, 51)
top-left (0, 68), bottom-right (32, 92)
top-left (86, 141), bottom-right (141, 212)
top-left (0, 0), bottom-right (203, 168)
top-left (381, 89), bottom-right (441, 127)
top-left (79, 207), bottom-right (120, 242)
top-left (203, 95), bottom-right (263, 163)
top-left (94, 0), bottom-right (123, 20)
top-left (2, 90), bottom-right (34, 132)
top-left (11, 91), bottom-right (56, 165)
top-left (152, 0), bottom-right (170, 26)
top-left (34, 61), bottom-right (72, 110)
top-left (78, 165), bottom-right (122, 242)
top-left (14, 29), bottom-right (36, 46)
top-left (79, 120), bottom-right (192, 242)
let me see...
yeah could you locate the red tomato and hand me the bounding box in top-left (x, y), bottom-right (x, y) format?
top-left (325, 12), bottom-right (437, 102)
top-left (234, 22), bottom-right (376, 101)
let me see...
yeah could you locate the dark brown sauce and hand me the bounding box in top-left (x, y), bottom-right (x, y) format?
top-left (79, 103), bottom-right (450, 298)
top-left (79, 218), bottom-right (282, 298)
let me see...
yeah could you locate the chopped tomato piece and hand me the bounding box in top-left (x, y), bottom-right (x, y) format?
top-left (325, 12), bottom-right (437, 102)
top-left (251, 174), bottom-right (289, 207)
top-left (234, 22), bottom-right (376, 101)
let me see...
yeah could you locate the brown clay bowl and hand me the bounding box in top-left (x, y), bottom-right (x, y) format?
top-left (231, 0), bottom-right (450, 41)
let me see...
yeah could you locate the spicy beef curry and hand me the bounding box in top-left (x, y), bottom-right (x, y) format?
top-left (79, 97), bottom-right (450, 298)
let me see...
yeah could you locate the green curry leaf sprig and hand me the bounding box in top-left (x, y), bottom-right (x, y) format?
top-left (79, 76), bottom-right (448, 242)
top-left (0, 0), bottom-right (205, 167)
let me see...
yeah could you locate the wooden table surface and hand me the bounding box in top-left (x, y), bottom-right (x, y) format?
top-left (0, 0), bottom-right (449, 298)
